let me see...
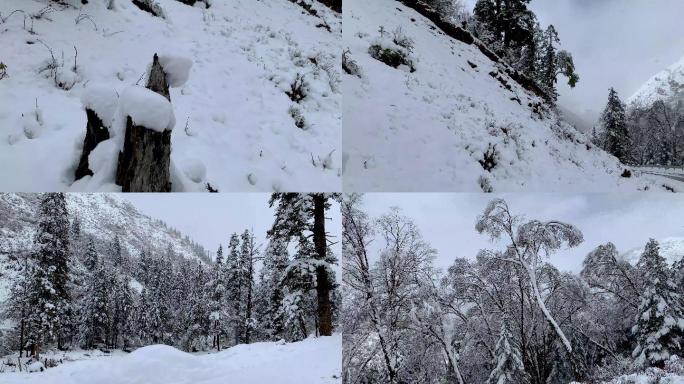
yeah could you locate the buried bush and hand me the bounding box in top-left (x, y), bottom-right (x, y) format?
top-left (342, 49), bottom-right (362, 77)
top-left (0, 62), bottom-right (7, 80)
top-left (288, 105), bottom-right (307, 129)
top-left (368, 44), bottom-right (415, 72)
top-left (478, 143), bottom-right (499, 172)
top-left (286, 73), bottom-right (308, 103)
top-left (621, 169), bottom-right (632, 178)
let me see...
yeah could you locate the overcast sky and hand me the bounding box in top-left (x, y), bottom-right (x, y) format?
top-left (360, 193), bottom-right (684, 274)
top-left (463, 0), bottom-right (684, 123)
top-left (122, 194), bottom-right (342, 263)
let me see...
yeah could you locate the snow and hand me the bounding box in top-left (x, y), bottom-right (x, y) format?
top-left (0, 335), bottom-right (342, 384)
top-left (119, 86), bottom-right (175, 132)
top-left (81, 85), bottom-right (120, 126)
top-left (0, 0), bottom-right (341, 192)
top-left (158, 54), bottom-right (193, 88)
top-left (620, 237), bottom-right (684, 266)
top-left (342, 0), bottom-right (681, 192)
top-left (628, 54), bottom-right (684, 107)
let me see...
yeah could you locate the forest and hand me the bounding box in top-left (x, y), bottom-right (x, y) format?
top-left (342, 195), bottom-right (684, 384)
top-left (0, 192), bottom-right (340, 372)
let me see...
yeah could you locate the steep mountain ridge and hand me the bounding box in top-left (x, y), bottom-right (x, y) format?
top-left (628, 55), bottom-right (684, 107)
top-left (620, 236), bottom-right (684, 266)
top-left (343, 0), bottom-right (675, 192)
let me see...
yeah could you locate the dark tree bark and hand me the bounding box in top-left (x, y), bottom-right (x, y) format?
top-left (115, 54), bottom-right (172, 192)
top-left (75, 108), bottom-right (110, 181)
top-left (312, 194), bottom-right (333, 336)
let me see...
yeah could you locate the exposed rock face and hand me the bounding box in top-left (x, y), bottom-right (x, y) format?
top-left (75, 108), bottom-right (111, 181)
top-left (115, 54), bottom-right (172, 192)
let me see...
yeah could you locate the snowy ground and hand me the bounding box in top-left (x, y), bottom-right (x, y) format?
top-left (0, 0), bottom-right (341, 192)
top-left (342, 0), bottom-right (680, 192)
top-left (0, 335), bottom-right (342, 383)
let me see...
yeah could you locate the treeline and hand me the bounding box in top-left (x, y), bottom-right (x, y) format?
top-left (424, 0), bottom-right (579, 102)
top-left (342, 196), bottom-right (684, 384)
top-left (1, 193), bottom-right (340, 362)
top-left (593, 87), bottom-right (684, 167)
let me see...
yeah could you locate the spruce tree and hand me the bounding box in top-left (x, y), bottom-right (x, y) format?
top-left (601, 88), bottom-right (631, 163)
top-left (487, 315), bottom-right (528, 384)
top-left (632, 239), bottom-right (684, 368)
top-left (207, 245), bottom-right (227, 350)
top-left (268, 193), bottom-right (340, 337)
top-left (26, 192), bottom-right (73, 357)
top-left (240, 230), bottom-right (257, 343)
top-left (79, 259), bottom-right (110, 349)
top-left (257, 238), bottom-right (289, 339)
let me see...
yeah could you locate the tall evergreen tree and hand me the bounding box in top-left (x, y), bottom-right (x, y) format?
top-left (26, 193), bottom-right (73, 357)
top-left (268, 193), bottom-right (340, 338)
top-left (207, 245), bottom-right (227, 350)
top-left (79, 259), bottom-right (110, 349)
top-left (256, 238), bottom-right (289, 340)
top-left (601, 88), bottom-right (631, 163)
top-left (240, 230), bottom-right (258, 344)
top-left (632, 239), bottom-right (684, 368)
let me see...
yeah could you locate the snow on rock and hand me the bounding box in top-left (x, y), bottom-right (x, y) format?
top-left (158, 54), bottom-right (193, 88)
top-left (81, 85), bottom-right (120, 126)
top-left (119, 86), bottom-right (175, 132)
top-left (343, 0), bottom-right (680, 192)
top-left (26, 361), bottom-right (45, 373)
top-left (0, 335), bottom-right (342, 384)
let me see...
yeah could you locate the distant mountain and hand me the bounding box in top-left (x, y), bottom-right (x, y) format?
top-left (628, 55), bottom-right (684, 108)
top-left (619, 237), bottom-right (684, 266)
top-left (0, 193), bottom-right (210, 302)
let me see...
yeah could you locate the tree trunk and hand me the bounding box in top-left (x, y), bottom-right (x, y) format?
top-left (115, 54), bottom-right (172, 192)
top-left (75, 108), bottom-right (110, 181)
top-left (312, 194), bottom-right (333, 336)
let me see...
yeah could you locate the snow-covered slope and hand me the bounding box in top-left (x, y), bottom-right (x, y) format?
top-left (342, 0), bottom-right (673, 192)
top-left (628, 55), bottom-right (684, 107)
top-left (620, 237), bottom-right (684, 266)
top-left (0, 0), bottom-right (341, 192)
top-left (0, 193), bottom-right (208, 262)
top-left (0, 334), bottom-right (342, 383)
top-left (0, 193), bottom-right (209, 303)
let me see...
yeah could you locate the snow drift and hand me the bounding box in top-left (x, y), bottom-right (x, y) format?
top-left (342, 0), bottom-right (677, 192)
top-left (0, 335), bottom-right (342, 384)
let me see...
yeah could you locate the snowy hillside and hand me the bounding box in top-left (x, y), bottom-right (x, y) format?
top-left (342, 0), bottom-right (676, 192)
top-left (628, 55), bottom-right (684, 107)
top-left (0, 193), bottom-right (208, 303)
top-left (620, 236), bottom-right (684, 266)
top-left (0, 0), bottom-right (341, 192)
top-left (0, 335), bottom-right (342, 384)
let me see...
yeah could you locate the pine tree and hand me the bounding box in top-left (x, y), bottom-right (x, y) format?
top-left (79, 258), bottom-right (110, 349)
top-left (240, 230), bottom-right (257, 343)
top-left (207, 245), bottom-right (227, 350)
top-left (268, 193), bottom-right (340, 338)
top-left (257, 238), bottom-right (289, 339)
top-left (487, 315), bottom-right (528, 384)
top-left (601, 88), bottom-right (631, 163)
top-left (225, 233), bottom-right (244, 344)
top-left (26, 193), bottom-right (73, 357)
top-left (110, 274), bottom-right (134, 349)
top-left (632, 239), bottom-right (684, 368)
top-left (84, 237), bottom-right (98, 272)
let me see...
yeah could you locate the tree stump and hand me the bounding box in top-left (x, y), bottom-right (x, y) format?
top-left (115, 116), bottom-right (172, 192)
top-left (115, 53), bottom-right (173, 192)
top-left (74, 108), bottom-right (110, 181)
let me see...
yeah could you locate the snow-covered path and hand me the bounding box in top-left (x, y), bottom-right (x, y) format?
top-left (1, 335), bottom-right (341, 384)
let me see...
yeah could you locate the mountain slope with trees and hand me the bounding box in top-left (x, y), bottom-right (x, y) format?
top-left (343, 0), bottom-right (678, 192)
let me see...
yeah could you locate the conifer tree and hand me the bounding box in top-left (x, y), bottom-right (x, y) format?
top-left (487, 315), bottom-right (528, 384)
top-left (26, 193), bottom-right (73, 357)
top-left (601, 88), bottom-right (631, 163)
top-left (257, 238), bottom-right (289, 339)
top-left (632, 239), bottom-right (684, 368)
top-left (79, 259), bottom-right (110, 349)
top-left (208, 245), bottom-right (227, 350)
top-left (240, 230), bottom-right (257, 343)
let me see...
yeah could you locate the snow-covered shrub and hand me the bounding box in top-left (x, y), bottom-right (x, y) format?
top-left (131, 0), bottom-right (165, 18)
top-left (20, 101), bottom-right (44, 140)
top-left (286, 73), bottom-right (308, 103)
top-left (368, 29), bottom-right (416, 73)
top-left (342, 49), bottom-right (362, 77)
top-left (0, 62), bottom-right (7, 80)
top-left (479, 143), bottom-right (498, 172)
top-left (392, 27), bottom-right (414, 53)
top-left (288, 105), bottom-right (306, 129)
top-left (478, 175), bottom-right (493, 192)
